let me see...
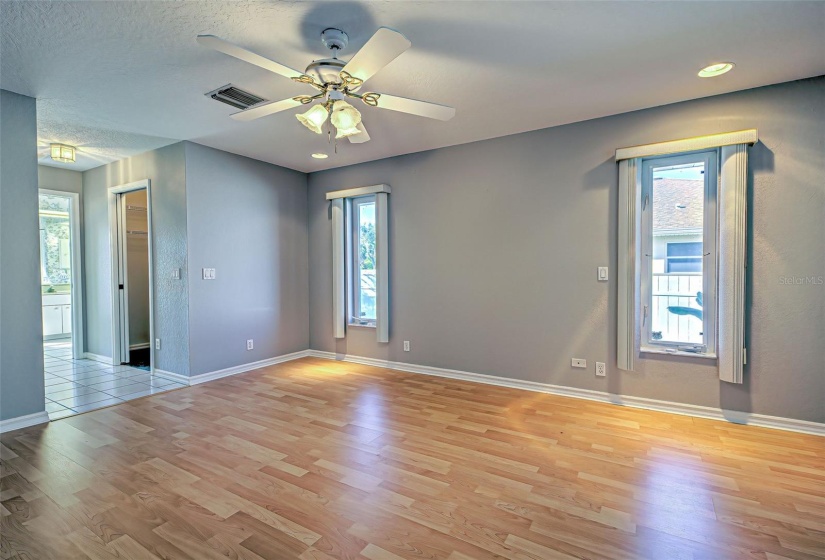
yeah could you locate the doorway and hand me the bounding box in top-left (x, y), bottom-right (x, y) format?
top-left (38, 190), bottom-right (83, 359)
top-left (108, 180), bottom-right (154, 371)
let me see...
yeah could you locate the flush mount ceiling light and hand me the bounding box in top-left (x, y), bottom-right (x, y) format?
top-left (197, 26), bottom-right (456, 146)
top-left (698, 62), bottom-right (734, 78)
top-left (50, 143), bottom-right (76, 163)
top-left (311, 152), bottom-right (328, 159)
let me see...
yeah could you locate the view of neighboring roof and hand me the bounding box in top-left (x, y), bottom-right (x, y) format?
top-left (652, 178), bottom-right (703, 232)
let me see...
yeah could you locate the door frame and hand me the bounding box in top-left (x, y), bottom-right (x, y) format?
top-left (108, 179), bottom-right (154, 370)
top-left (39, 188), bottom-right (85, 359)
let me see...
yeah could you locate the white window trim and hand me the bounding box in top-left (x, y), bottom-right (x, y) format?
top-left (328, 185), bottom-right (390, 343)
top-left (616, 130), bottom-right (756, 384)
top-left (639, 150), bottom-right (718, 358)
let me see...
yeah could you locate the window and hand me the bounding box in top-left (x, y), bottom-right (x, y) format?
top-left (348, 196), bottom-right (377, 326)
top-left (617, 129), bottom-right (754, 382)
top-left (328, 183), bottom-right (390, 342)
top-left (640, 151), bottom-right (717, 354)
top-left (666, 242), bottom-right (703, 273)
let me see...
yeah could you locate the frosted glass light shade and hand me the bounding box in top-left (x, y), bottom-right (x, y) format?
top-left (296, 104), bottom-right (329, 134)
top-left (330, 100), bottom-right (362, 138)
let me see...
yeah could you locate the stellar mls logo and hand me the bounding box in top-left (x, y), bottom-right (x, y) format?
top-left (778, 275), bottom-right (824, 285)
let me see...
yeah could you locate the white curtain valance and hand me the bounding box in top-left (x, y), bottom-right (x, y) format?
top-left (615, 129), bottom-right (757, 161)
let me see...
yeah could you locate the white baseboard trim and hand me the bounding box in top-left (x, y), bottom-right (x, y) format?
top-left (306, 350), bottom-right (825, 437)
top-left (84, 352), bottom-right (113, 365)
top-left (129, 343), bottom-right (151, 350)
top-left (0, 411), bottom-right (50, 433)
top-left (152, 369), bottom-right (190, 384)
top-left (154, 350), bottom-right (312, 387)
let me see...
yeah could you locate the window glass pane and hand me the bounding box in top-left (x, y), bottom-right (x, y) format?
top-left (356, 200), bottom-right (376, 321)
top-left (650, 161), bottom-right (704, 345)
top-left (667, 242), bottom-right (702, 257)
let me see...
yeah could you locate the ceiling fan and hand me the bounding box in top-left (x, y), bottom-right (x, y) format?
top-left (196, 27), bottom-right (455, 145)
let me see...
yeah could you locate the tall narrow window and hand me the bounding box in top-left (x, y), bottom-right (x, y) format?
top-left (617, 129), bottom-right (754, 381)
top-left (640, 151), bottom-right (717, 354)
top-left (348, 195), bottom-right (377, 326)
top-left (328, 184), bottom-right (390, 342)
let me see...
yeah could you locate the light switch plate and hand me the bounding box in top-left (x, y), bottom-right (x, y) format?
top-left (172, 268), bottom-right (180, 280)
top-left (598, 267), bottom-right (608, 281)
top-left (202, 268), bottom-right (216, 280)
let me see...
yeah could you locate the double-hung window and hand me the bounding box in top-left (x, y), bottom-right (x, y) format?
top-left (640, 151), bottom-right (717, 355)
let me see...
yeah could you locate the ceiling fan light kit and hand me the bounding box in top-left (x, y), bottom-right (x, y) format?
top-left (296, 104), bottom-right (330, 134)
top-left (197, 25), bottom-right (455, 151)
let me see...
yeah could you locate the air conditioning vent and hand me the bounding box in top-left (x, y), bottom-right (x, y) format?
top-left (205, 84), bottom-right (266, 110)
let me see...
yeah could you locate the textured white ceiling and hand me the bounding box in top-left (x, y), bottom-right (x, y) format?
top-left (2, 1), bottom-right (824, 173)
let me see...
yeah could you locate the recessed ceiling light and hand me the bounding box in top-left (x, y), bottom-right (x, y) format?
top-left (311, 153), bottom-right (328, 159)
top-left (698, 62), bottom-right (734, 78)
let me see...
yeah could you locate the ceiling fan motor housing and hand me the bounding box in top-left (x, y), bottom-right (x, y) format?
top-left (305, 58), bottom-right (347, 85)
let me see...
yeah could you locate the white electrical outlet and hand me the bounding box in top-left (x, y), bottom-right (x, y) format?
top-left (155, 338), bottom-right (161, 350)
top-left (596, 362), bottom-right (606, 377)
top-left (247, 339), bottom-right (254, 350)
top-left (403, 341), bottom-right (410, 352)
top-left (572, 358), bottom-right (587, 368)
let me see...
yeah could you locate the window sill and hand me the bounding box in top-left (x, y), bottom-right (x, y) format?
top-left (348, 323), bottom-right (376, 329)
top-left (640, 346), bottom-right (717, 360)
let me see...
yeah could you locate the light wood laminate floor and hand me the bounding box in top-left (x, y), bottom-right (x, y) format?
top-left (2, 357), bottom-right (823, 559)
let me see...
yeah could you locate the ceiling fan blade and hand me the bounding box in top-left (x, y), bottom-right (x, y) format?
top-left (348, 123), bottom-right (371, 144)
top-left (230, 97), bottom-right (303, 122)
top-left (340, 27), bottom-right (411, 86)
top-left (368, 93), bottom-right (455, 121)
top-left (196, 35), bottom-right (304, 80)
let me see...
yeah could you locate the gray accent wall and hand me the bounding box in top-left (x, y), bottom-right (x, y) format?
top-left (184, 142), bottom-right (309, 376)
top-left (307, 77), bottom-right (825, 424)
top-left (82, 143), bottom-right (190, 375)
top-left (0, 90), bottom-right (45, 421)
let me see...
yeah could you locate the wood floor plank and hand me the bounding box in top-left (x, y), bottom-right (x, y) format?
top-left (1, 357), bottom-right (823, 559)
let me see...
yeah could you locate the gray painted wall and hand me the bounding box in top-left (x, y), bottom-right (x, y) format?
top-left (307, 77), bottom-right (825, 424)
top-left (184, 142), bottom-right (309, 376)
top-left (0, 90), bottom-right (45, 421)
top-left (38, 166), bottom-right (83, 195)
top-left (82, 143), bottom-right (190, 375)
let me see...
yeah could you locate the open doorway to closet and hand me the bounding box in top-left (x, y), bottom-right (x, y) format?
top-left (109, 180), bottom-right (153, 371)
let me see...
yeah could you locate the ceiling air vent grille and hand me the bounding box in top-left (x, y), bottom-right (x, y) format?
top-left (206, 84), bottom-right (266, 110)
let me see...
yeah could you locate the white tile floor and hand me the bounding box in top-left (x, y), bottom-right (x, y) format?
top-left (43, 340), bottom-right (187, 420)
